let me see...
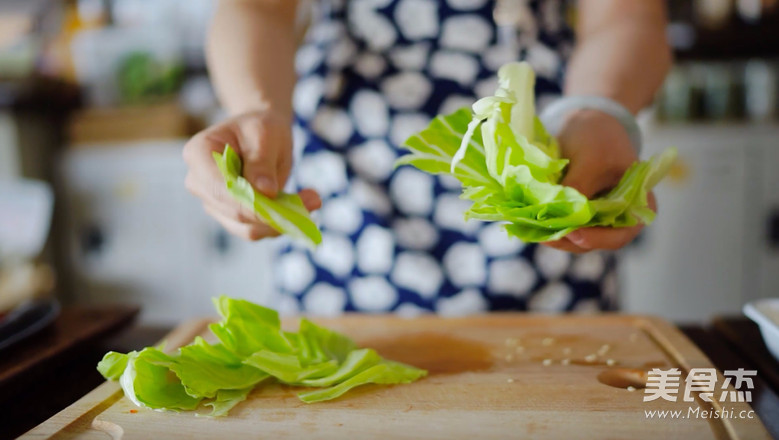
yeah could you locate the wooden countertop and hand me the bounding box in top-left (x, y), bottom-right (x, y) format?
top-left (0, 305), bottom-right (139, 439)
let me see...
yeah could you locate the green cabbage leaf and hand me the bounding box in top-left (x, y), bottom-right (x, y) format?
top-left (397, 61), bottom-right (677, 243)
top-left (213, 145), bottom-right (322, 247)
top-left (98, 296), bottom-right (426, 416)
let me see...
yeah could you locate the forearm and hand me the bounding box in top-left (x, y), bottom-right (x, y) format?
top-left (565, 0), bottom-right (671, 114)
top-left (206, 0), bottom-right (298, 118)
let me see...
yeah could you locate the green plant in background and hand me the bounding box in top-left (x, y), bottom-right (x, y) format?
top-left (117, 51), bottom-right (184, 104)
top-left (98, 296), bottom-right (426, 416)
top-left (397, 61), bottom-right (677, 243)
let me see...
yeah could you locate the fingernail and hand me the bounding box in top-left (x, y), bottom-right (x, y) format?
top-left (255, 177), bottom-right (277, 194)
top-left (567, 232), bottom-right (587, 247)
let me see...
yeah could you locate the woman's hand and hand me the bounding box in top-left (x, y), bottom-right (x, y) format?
top-left (183, 110), bottom-right (321, 241)
top-left (543, 109), bottom-right (656, 253)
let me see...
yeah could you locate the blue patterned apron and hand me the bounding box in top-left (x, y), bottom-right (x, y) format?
top-left (275, 0), bottom-right (617, 316)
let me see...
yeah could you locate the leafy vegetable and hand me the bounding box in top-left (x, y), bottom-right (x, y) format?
top-left (204, 387), bottom-right (254, 417)
top-left (118, 348), bottom-right (202, 411)
top-left (98, 296), bottom-right (426, 416)
top-left (97, 351), bottom-right (129, 380)
top-left (298, 360), bottom-right (425, 403)
top-left (397, 61), bottom-right (677, 243)
top-left (299, 349), bottom-right (382, 387)
top-left (208, 295), bottom-right (294, 356)
top-left (213, 145), bottom-right (322, 247)
top-left (165, 337), bottom-right (270, 399)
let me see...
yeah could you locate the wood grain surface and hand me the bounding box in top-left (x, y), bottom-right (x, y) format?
top-left (22, 314), bottom-right (771, 440)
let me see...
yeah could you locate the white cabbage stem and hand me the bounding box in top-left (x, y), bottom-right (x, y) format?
top-left (449, 61), bottom-right (536, 173)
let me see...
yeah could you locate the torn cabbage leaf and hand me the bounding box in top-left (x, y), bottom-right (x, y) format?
top-left (117, 348), bottom-right (202, 411)
top-left (298, 360), bottom-right (427, 403)
top-left (398, 61), bottom-right (677, 243)
top-left (213, 145), bottom-right (322, 247)
top-left (98, 296), bottom-right (426, 416)
top-left (204, 387), bottom-right (254, 417)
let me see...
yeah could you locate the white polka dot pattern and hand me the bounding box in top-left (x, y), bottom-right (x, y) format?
top-left (571, 252), bottom-right (606, 281)
top-left (526, 43), bottom-right (560, 79)
top-left (276, 295), bottom-right (300, 317)
top-left (326, 38), bottom-right (358, 69)
top-left (295, 45), bottom-right (324, 75)
top-left (313, 232), bottom-right (355, 278)
top-left (294, 77), bottom-right (325, 119)
top-left (354, 53), bottom-right (387, 78)
top-left (303, 283), bottom-right (348, 317)
top-left (296, 151), bottom-right (349, 199)
top-left (278, 0), bottom-right (611, 316)
top-left (381, 72), bottom-right (434, 110)
top-left (348, 139), bottom-right (397, 182)
top-left (311, 107), bottom-right (353, 146)
top-left (389, 43), bottom-right (431, 71)
top-left (430, 51), bottom-right (480, 86)
top-left (349, 276), bottom-right (398, 311)
top-left (389, 113), bottom-right (430, 147)
top-left (309, 22), bottom-right (346, 44)
top-left (391, 252), bottom-right (444, 299)
top-left (436, 289), bottom-right (488, 316)
top-left (350, 91), bottom-right (390, 138)
top-left (395, 0), bottom-right (440, 40)
top-left (320, 197), bottom-right (363, 235)
top-left (528, 282), bottom-right (573, 312)
top-left (443, 242), bottom-right (487, 287)
top-left (348, 3), bottom-right (398, 51)
top-left (350, 178), bottom-right (393, 216)
top-left (395, 302), bottom-right (429, 318)
top-left (278, 251), bottom-right (316, 293)
top-left (474, 75), bottom-right (499, 99)
top-left (437, 174), bottom-right (463, 190)
top-left (478, 223), bottom-right (525, 257)
top-left (393, 217), bottom-right (439, 251)
top-left (534, 246), bottom-right (571, 280)
top-left (446, 0), bottom-right (488, 10)
top-left (483, 45), bottom-right (518, 71)
top-left (356, 225), bottom-right (396, 274)
top-left (389, 168), bottom-right (435, 216)
top-left (439, 15), bottom-right (493, 52)
top-left (434, 193), bottom-right (481, 235)
top-left (488, 258), bottom-right (536, 297)
top-left (438, 95), bottom-right (476, 116)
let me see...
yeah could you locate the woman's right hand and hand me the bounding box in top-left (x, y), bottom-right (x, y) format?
top-left (183, 110), bottom-right (322, 241)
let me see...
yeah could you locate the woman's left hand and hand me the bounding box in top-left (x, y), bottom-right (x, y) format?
top-left (543, 109), bottom-right (656, 254)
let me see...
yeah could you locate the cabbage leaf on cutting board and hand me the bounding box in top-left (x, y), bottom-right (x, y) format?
top-left (396, 61), bottom-right (677, 243)
top-left (97, 296), bottom-right (426, 416)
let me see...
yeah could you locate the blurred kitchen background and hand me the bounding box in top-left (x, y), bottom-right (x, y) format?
top-left (0, 0), bottom-right (777, 325)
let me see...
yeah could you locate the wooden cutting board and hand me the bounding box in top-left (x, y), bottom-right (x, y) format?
top-left (23, 314), bottom-right (770, 439)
